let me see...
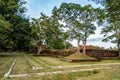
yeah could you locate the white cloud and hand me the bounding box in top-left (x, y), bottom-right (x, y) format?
top-left (71, 39), bottom-right (116, 48)
top-left (70, 27), bottom-right (116, 48)
top-left (87, 41), bottom-right (116, 48)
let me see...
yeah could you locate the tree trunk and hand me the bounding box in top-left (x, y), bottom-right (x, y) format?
top-left (118, 43), bottom-right (120, 59)
top-left (10, 43), bottom-right (15, 54)
top-left (83, 41), bottom-right (86, 54)
top-left (76, 37), bottom-right (80, 54)
top-left (37, 45), bottom-right (42, 55)
top-left (10, 46), bottom-right (13, 54)
top-left (0, 46), bottom-right (1, 52)
top-left (118, 50), bottom-right (120, 59)
top-left (64, 41), bottom-right (67, 50)
top-left (34, 47), bottom-right (36, 52)
top-left (29, 47), bottom-right (32, 52)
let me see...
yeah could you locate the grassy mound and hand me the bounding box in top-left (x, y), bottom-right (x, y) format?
top-left (65, 53), bottom-right (100, 62)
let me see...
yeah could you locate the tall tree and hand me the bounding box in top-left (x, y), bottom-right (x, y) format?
top-left (31, 12), bottom-right (63, 54)
top-left (0, 0), bottom-right (31, 51)
top-left (90, 0), bottom-right (120, 58)
top-left (31, 15), bottom-right (46, 55)
top-left (80, 5), bottom-right (96, 53)
top-left (104, 0), bottom-right (120, 58)
top-left (101, 22), bottom-right (120, 58)
top-left (56, 3), bottom-right (97, 54)
top-left (0, 15), bottom-right (11, 52)
top-left (56, 3), bottom-right (82, 53)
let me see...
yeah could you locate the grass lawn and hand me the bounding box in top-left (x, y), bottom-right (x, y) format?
top-left (7, 70), bottom-right (98, 80)
top-left (11, 55), bottom-right (32, 74)
top-left (0, 53), bottom-right (16, 79)
top-left (8, 67), bottom-right (120, 80)
top-left (26, 54), bottom-right (48, 67)
top-left (1, 52), bottom-right (120, 80)
top-left (26, 54), bottom-right (120, 68)
top-left (11, 54), bottom-right (105, 74)
top-left (77, 67), bottom-right (120, 80)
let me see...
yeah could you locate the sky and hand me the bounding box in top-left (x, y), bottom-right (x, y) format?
top-left (24, 0), bottom-right (116, 48)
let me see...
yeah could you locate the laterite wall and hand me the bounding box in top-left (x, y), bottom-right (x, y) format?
top-left (85, 50), bottom-right (119, 57)
top-left (29, 47), bottom-right (119, 57)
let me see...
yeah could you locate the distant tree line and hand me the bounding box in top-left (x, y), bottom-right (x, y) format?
top-left (0, 0), bottom-right (31, 52)
top-left (0, 0), bottom-right (120, 58)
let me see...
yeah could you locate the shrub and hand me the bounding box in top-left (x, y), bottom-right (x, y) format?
top-left (92, 70), bottom-right (99, 74)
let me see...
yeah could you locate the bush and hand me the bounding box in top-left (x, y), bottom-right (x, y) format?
top-left (92, 70), bottom-right (99, 74)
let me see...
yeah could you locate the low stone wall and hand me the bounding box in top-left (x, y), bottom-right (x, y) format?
top-left (86, 50), bottom-right (119, 58)
top-left (33, 50), bottom-right (72, 57)
top-left (31, 49), bottom-right (119, 58)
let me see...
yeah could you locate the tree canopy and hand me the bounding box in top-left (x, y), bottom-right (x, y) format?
top-left (0, 0), bottom-right (31, 51)
top-left (55, 3), bottom-right (98, 53)
top-left (90, 0), bottom-right (120, 58)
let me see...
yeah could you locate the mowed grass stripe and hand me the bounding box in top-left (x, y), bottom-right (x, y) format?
top-left (33, 56), bottom-right (120, 67)
top-left (0, 57), bottom-right (11, 67)
top-left (35, 57), bottom-right (54, 66)
top-left (11, 55), bottom-right (32, 74)
top-left (0, 57), bottom-right (15, 79)
top-left (25, 54), bottom-right (48, 68)
top-left (35, 57), bottom-right (70, 66)
top-left (34, 56), bottom-right (98, 66)
top-left (25, 55), bottom-right (39, 67)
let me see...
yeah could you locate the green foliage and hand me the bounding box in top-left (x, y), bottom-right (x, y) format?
top-left (0, 15), bottom-right (11, 31)
top-left (95, 46), bottom-right (105, 50)
top-left (51, 39), bottom-right (72, 49)
top-left (0, 15), bottom-right (11, 51)
top-left (56, 3), bottom-right (97, 53)
top-left (92, 70), bottom-right (99, 74)
top-left (80, 5), bottom-right (97, 52)
top-left (0, 0), bottom-right (31, 51)
top-left (65, 42), bottom-right (72, 49)
top-left (51, 40), bottom-right (65, 49)
top-left (91, 0), bottom-right (120, 57)
top-left (30, 12), bottom-right (63, 50)
top-left (57, 3), bottom-right (82, 40)
top-left (89, 0), bottom-right (120, 58)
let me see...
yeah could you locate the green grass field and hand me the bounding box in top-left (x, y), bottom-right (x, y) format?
top-left (0, 52), bottom-right (120, 80)
top-left (8, 68), bottom-right (120, 80)
top-left (26, 54), bottom-right (120, 67)
top-left (0, 53), bottom-right (16, 79)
